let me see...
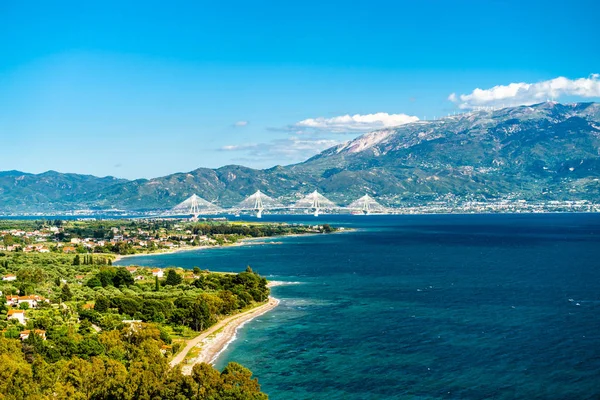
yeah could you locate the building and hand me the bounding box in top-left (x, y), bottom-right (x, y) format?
top-left (7, 310), bottom-right (26, 325)
top-left (5, 295), bottom-right (19, 306)
top-left (19, 329), bottom-right (46, 340)
top-left (151, 269), bottom-right (164, 278)
top-left (15, 295), bottom-right (47, 308)
top-left (126, 267), bottom-right (137, 274)
top-left (2, 274), bottom-right (17, 282)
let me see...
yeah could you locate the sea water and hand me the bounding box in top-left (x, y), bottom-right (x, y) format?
top-left (117, 214), bottom-right (600, 399)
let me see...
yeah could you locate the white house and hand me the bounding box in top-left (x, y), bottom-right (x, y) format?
top-left (7, 310), bottom-right (26, 325)
top-left (151, 269), bottom-right (164, 278)
top-left (5, 295), bottom-right (19, 306)
top-left (15, 295), bottom-right (47, 308)
top-left (2, 274), bottom-right (17, 282)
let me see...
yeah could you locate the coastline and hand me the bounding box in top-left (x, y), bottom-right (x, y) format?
top-left (114, 230), bottom-right (348, 263)
top-left (113, 236), bottom-right (272, 263)
top-left (171, 296), bottom-right (280, 375)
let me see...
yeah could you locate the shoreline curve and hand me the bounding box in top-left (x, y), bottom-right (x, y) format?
top-left (170, 296), bottom-right (280, 375)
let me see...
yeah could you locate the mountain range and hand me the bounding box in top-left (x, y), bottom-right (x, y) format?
top-left (2, 102), bottom-right (600, 213)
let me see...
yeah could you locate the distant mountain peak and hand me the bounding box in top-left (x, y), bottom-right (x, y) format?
top-left (335, 128), bottom-right (396, 155)
top-left (1, 102), bottom-right (599, 213)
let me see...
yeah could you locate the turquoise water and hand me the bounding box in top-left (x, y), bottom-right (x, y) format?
top-left (117, 214), bottom-right (600, 399)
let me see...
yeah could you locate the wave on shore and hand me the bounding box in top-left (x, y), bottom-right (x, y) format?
top-left (178, 297), bottom-right (280, 375)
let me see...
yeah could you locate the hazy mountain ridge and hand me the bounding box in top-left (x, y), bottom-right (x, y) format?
top-left (0, 170), bottom-right (127, 212)
top-left (2, 102), bottom-right (600, 213)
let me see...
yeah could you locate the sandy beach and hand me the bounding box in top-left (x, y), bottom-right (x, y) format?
top-left (171, 296), bottom-right (280, 375)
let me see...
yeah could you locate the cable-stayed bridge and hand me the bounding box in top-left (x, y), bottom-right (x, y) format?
top-left (164, 191), bottom-right (391, 219)
top-left (234, 190), bottom-right (283, 218)
top-left (292, 190), bottom-right (338, 217)
top-left (346, 194), bottom-right (388, 215)
top-left (164, 194), bottom-right (223, 221)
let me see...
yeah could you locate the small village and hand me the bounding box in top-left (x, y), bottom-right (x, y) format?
top-left (0, 221), bottom-right (218, 254)
top-left (0, 218), bottom-right (330, 255)
top-left (1, 260), bottom-right (180, 341)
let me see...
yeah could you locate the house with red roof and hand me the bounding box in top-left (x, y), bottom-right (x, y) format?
top-left (19, 329), bottom-right (46, 340)
top-left (7, 310), bottom-right (26, 325)
top-left (151, 268), bottom-right (164, 278)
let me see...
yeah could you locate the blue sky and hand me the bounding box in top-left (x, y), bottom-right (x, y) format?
top-left (1, 0), bottom-right (599, 179)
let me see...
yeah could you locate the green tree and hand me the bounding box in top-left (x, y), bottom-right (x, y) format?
top-left (73, 255), bottom-right (81, 266)
top-left (86, 276), bottom-right (102, 288)
top-left (193, 266), bottom-right (202, 275)
top-left (2, 234), bottom-right (14, 246)
top-left (61, 284), bottom-right (73, 302)
top-left (97, 269), bottom-right (116, 287)
top-left (94, 296), bottom-right (110, 313)
top-left (4, 326), bottom-right (20, 339)
top-left (220, 362), bottom-right (268, 399)
top-left (112, 268), bottom-right (134, 287)
top-left (154, 275), bottom-right (160, 291)
top-left (322, 224), bottom-right (334, 233)
top-left (192, 362), bottom-right (221, 399)
top-left (16, 266), bottom-right (45, 284)
top-left (0, 336), bottom-right (37, 398)
top-left (165, 269), bottom-right (183, 286)
top-left (78, 319), bottom-right (93, 335)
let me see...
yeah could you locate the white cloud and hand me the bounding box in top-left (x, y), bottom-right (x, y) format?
top-left (219, 136), bottom-right (342, 164)
top-left (294, 112), bottom-right (419, 133)
top-left (220, 143), bottom-right (257, 151)
top-left (450, 74), bottom-right (600, 109)
top-left (234, 120), bottom-right (249, 127)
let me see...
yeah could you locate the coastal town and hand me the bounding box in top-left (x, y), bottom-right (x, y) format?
top-left (0, 218), bottom-right (336, 255)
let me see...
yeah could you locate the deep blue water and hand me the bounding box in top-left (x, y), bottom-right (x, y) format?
top-left (117, 214), bottom-right (600, 399)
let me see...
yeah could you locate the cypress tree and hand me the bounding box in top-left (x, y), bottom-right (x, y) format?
top-left (61, 284), bottom-right (72, 302)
